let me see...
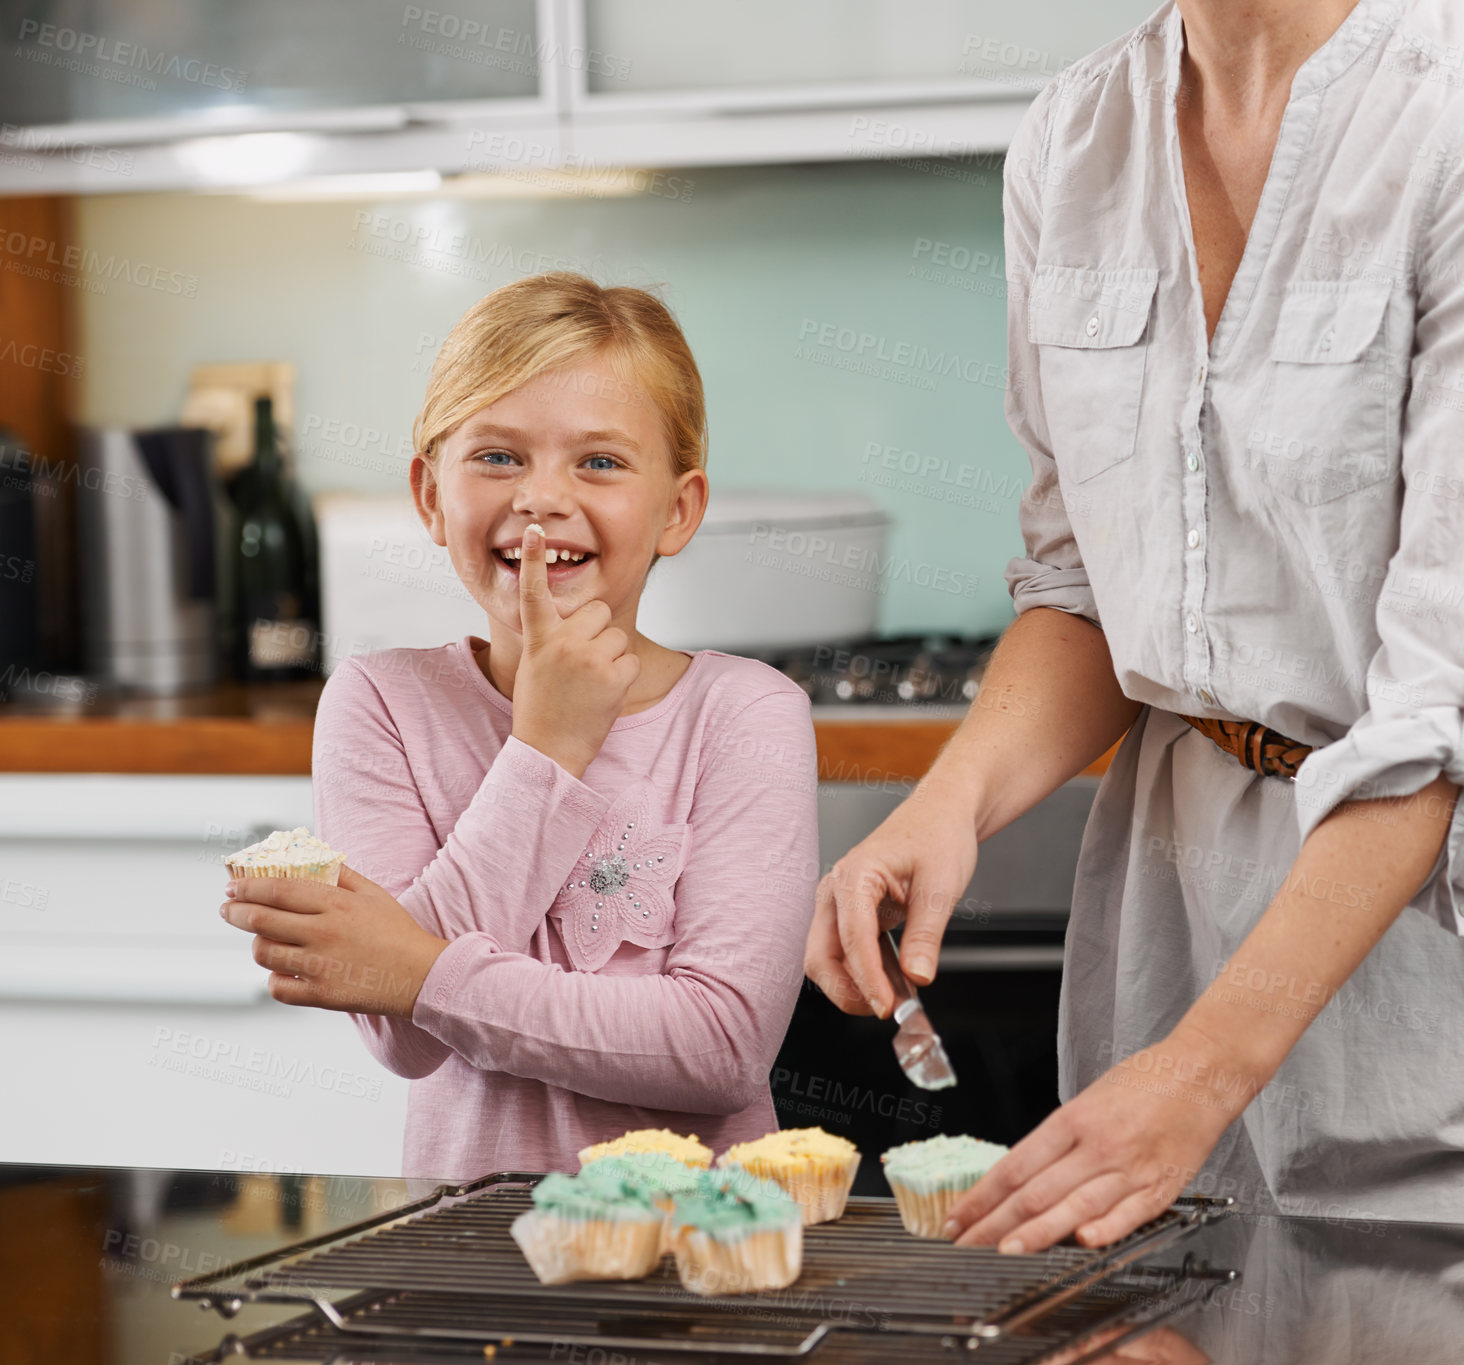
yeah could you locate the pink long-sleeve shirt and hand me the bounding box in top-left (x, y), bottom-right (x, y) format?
top-left (311, 635), bottom-right (820, 1181)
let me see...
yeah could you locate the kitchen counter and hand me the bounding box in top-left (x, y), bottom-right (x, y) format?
top-left (5, 1162), bottom-right (1461, 1363)
top-left (0, 680), bottom-right (1118, 779)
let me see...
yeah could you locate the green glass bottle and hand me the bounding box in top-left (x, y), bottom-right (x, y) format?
top-left (234, 397), bottom-right (317, 681)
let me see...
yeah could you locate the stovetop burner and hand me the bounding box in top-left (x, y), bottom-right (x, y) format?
top-left (749, 633), bottom-right (999, 708)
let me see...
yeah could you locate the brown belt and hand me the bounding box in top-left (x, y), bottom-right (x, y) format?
top-left (1176, 714), bottom-right (1313, 780)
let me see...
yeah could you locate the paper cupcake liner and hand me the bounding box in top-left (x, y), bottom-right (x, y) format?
top-left (650, 1196), bottom-right (675, 1257)
top-left (670, 1222), bottom-right (802, 1296)
top-left (887, 1178), bottom-right (972, 1238)
top-left (723, 1156), bottom-right (860, 1225)
top-left (510, 1209), bottom-right (663, 1285)
top-left (225, 857), bottom-right (345, 886)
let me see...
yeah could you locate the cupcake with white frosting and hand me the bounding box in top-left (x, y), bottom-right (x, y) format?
top-left (881, 1133), bottom-right (1009, 1238)
top-left (222, 827), bottom-right (347, 885)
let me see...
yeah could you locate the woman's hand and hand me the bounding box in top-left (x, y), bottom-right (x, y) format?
top-left (804, 781), bottom-right (980, 1018)
top-left (945, 1025), bottom-right (1244, 1253)
top-left (1044, 1326), bottom-right (1211, 1365)
top-left (219, 865), bottom-right (449, 1017)
top-left (510, 522), bottom-right (640, 778)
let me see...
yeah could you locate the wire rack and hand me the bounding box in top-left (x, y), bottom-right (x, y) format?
top-left (174, 1174), bottom-right (1234, 1362)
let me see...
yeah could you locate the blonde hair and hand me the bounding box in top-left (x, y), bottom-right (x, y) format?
top-left (413, 272), bottom-right (707, 476)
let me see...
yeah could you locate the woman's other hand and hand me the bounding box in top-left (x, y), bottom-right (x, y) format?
top-left (1044, 1325), bottom-right (1211, 1365)
top-left (219, 865), bottom-right (449, 1017)
top-left (944, 1025), bottom-right (1243, 1253)
top-left (804, 785), bottom-right (979, 1018)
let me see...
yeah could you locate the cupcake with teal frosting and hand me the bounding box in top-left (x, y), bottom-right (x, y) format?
top-left (578, 1152), bottom-right (703, 1254)
top-left (668, 1167), bottom-right (803, 1295)
top-left (510, 1170), bottom-right (665, 1284)
top-left (880, 1134), bottom-right (1010, 1238)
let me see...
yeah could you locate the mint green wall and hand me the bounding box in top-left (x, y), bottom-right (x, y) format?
top-left (76, 157), bottom-right (1027, 635)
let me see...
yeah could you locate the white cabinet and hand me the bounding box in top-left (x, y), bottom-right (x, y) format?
top-left (0, 774), bottom-right (409, 1175)
top-left (584, 0), bottom-right (1153, 93)
top-left (0, 0), bottom-right (1161, 192)
top-left (2, 0), bottom-right (542, 134)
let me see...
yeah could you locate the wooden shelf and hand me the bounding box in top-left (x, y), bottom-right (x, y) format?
top-left (0, 684), bottom-right (1116, 780)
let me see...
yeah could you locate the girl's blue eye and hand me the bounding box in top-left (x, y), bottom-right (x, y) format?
top-left (478, 450), bottom-right (515, 466)
top-left (584, 456), bottom-right (619, 471)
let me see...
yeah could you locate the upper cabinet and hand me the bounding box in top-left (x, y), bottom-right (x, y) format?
top-left (0, 0), bottom-right (1159, 195)
top-left (4, 0), bottom-right (541, 128)
top-left (582, 0), bottom-right (1145, 93)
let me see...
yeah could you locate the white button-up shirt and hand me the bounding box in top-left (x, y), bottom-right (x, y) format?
top-left (1003, 0), bottom-right (1464, 1220)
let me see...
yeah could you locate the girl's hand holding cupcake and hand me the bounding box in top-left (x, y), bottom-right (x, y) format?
top-left (509, 521), bottom-right (641, 779)
top-left (220, 864), bottom-right (448, 1017)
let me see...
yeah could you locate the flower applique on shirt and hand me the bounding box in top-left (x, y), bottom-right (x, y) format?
top-left (548, 776), bottom-right (691, 971)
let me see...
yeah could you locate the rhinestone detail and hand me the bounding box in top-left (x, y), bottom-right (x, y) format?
top-left (588, 855), bottom-right (629, 895)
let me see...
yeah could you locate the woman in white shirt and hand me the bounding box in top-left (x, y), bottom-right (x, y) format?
top-left (809, 0), bottom-right (1464, 1250)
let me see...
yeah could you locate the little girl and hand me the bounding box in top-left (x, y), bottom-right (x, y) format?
top-left (221, 273), bottom-right (819, 1180)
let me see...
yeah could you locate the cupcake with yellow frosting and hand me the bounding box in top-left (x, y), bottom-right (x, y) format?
top-left (668, 1167), bottom-right (803, 1295)
top-left (577, 1128), bottom-right (713, 1171)
top-left (223, 827), bottom-right (347, 885)
top-left (718, 1127), bottom-right (860, 1224)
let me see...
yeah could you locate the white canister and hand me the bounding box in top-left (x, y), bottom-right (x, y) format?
top-left (637, 489), bottom-right (891, 651)
top-left (316, 488), bottom-right (891, 668)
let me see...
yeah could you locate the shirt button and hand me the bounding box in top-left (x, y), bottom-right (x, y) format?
top-left (1186, 612), bottom-right (1200, 634)
top-left (1186, 528), bottom-right (1200, 548)
top-left (1320, 326), bottom-right (1335, 353)
top-left (1185, 450), bottom-right (1199, 472)
top-left (1085, 314), bottom-right (1100, 337)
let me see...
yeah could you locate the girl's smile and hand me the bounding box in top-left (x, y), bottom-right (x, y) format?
top-left (492, 538), bottom-right (598, 578)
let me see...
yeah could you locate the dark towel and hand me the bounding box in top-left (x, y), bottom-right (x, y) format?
top-left (133, 426), bottom-right (216, 600)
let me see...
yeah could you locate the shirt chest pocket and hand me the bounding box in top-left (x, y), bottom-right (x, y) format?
top-left (1250, 281), bottom-right (1397, 505)
top-left (1028, 264), bottom-right (1159, 484)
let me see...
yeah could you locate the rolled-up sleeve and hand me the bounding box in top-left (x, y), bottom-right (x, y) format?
top-left (1001, 81), bottom-right (1101, 629)
top-left (1294, 143), bottom-right (1464, 936)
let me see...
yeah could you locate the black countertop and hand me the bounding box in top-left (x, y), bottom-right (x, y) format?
top-left (6, 1162), bottom-right (1463, 1364)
